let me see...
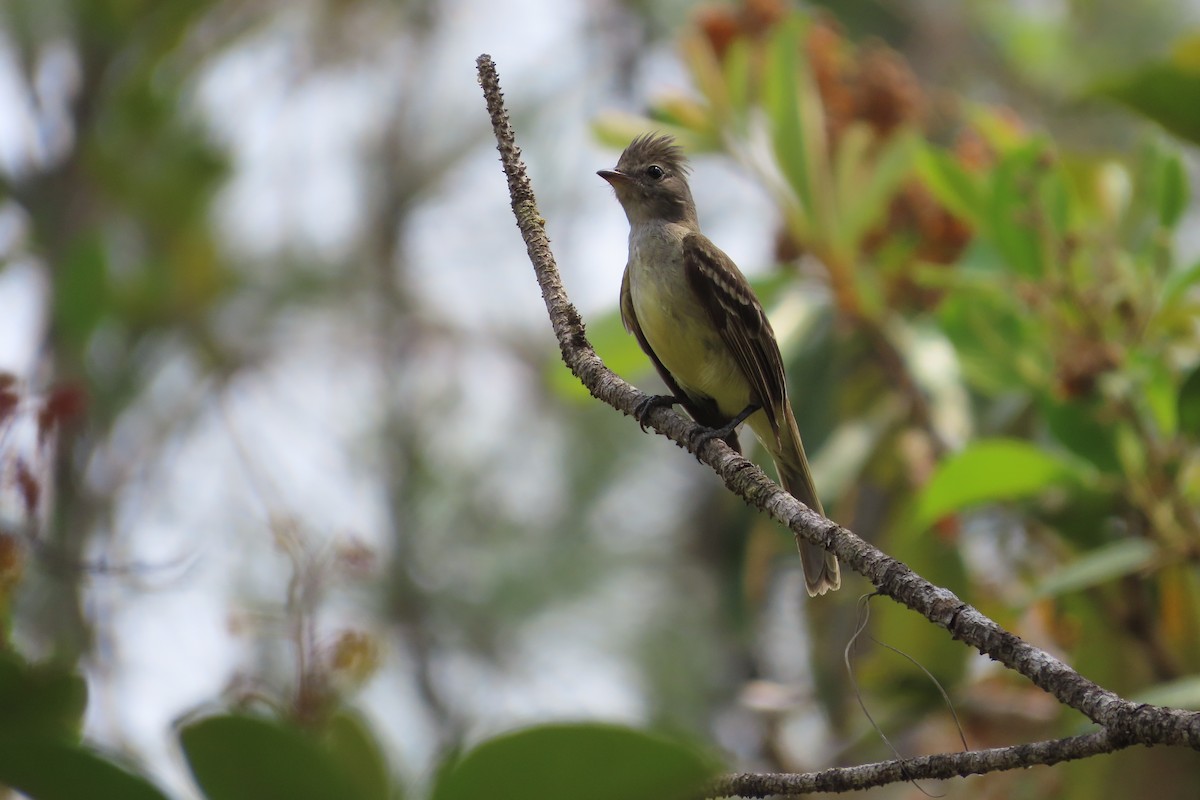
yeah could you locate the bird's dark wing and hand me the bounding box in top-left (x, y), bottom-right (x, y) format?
top-left (620, 263), bottom-right (737, 448)
top-left (681, 232), bottom-right (788, 442)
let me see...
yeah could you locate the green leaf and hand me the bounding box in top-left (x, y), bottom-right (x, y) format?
top-left (764, 17), bottom-right (825, 233)
top-left (1033, 538), bottom-right (1159, 599)
top-left (722, 38), bottom-right (752, 130)
top-left (836, 126), bottom-right (917, 255)
top-left (1041, 397), bottom-right (1122, 474)
top-left (180, 714), bottom-right (364, 800)
top-left (0, 737), bottom-right (168, 800)
top-left (430, 723), bottom-right (719, 800)
top-left (1133, 674), bottom-right (1200, 710)
top-left (1161, 259), bottom-right (1200, 308)
top-left (915, 146), bottom-right (984, 227)
top-left (321, 711), bottom-right (393, 800)
top-left (987, 144), bottom-right (1049, 276)
top-left (1156, 149), bottom-right (1189, 228)
top-left (54, 236), bottom-right (110, 350)
top-left (1097, 48), bottom-right (1200, 145)
top-left (0, 652), bottom-right (87, 742)
top-left (1178, 362), bottom-right (1200, 439)
top-left (915, 439), bottom-right (1084, 527)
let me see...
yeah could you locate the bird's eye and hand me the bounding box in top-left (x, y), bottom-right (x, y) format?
top-left (645, 165), bottom-right (665, 180)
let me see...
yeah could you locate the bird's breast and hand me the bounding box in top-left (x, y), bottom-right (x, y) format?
top-left (628, 226), bottom-right (746, 412)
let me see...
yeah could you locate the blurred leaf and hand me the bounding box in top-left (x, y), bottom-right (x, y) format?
top-left (764, 17), bottom-right (824, 234)
top-left (1159, 564), bottom-right (1200, 666)
top-left (836, 126), bottom-right (917, 257)
top-left (430, 723), bottom-right (719, 800)
top-left (593, 114), bottom-right (668, 150)
top-left (1161, 260), bottom-right (1200, 308)
top-left (1138, 355), bottom-right (1178, 437)
top-left (915, 439), bottom-right (1085, 527)
top-left (915, 145), bottom-right (984, 227)
top-left (0, 652), bottom-right (87, 742)
top-left (679, 32), bottom-right (729, 126)
top-left (0, 737), bottom-right (167, 800)
top-left (1114, 421), bottom-right (1148, 477)
top-left (722, 39), bottom-right (752, 130)
top-left (1155, 149), bottom-right (1189, 228)
top-left (180, 714), bottom-right (364, 800)
top-left (1032, 538), bottom-right (1158, 599)
top-left (1178, 363), bottom-right (1200, 439)
top-left (54, 236), bottom-right (110, 350)
top-left (1097, 45), bottom-right (1200, 145)
top-left (321, 711), bottom-right (393, 800)
top-left (936, 265), bottom-right (1046, 393)
top-left (1039, 163), bottom-right (1071, 236)
top-left (1133, 675), bottom-right (1200, 710)
top-left (650, 96), bottom-right (717, 141)
top-left (987, 144), bottom-right (1050, 276)
top-left (1041, 397), bottom-right (1122, 474)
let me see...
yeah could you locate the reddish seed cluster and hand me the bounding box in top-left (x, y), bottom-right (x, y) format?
top-left (0, 374), bottom-right (88, 520)
top-left (694, 6), bottom-right (982, 312)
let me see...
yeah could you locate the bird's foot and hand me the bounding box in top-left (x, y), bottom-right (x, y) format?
top-left (632, 394), bottom-right (677, 432)
top-left (687, 403), bottom-right (759, 458)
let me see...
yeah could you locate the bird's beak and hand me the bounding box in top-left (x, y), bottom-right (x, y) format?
top-left (597, 169), bottom-right (631, 185)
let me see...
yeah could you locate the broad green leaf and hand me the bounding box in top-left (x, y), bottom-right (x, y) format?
top-left (0, 737), bottom-right (168, 800)
top-left (0, 652), bottom-right (87, 742)
top-left (180, 714), bottom-right (363, 800)
top-left (1097, 47), bottom-right (1200, 145)
top-left (321, 711), bottom-right (394, 800)
top-left (430, 723), bottom-right (719, 800)
top-left (1032, 538), bottom-right (1158, 599)
top-left (915, 439), bottom-right (1084, 527)
top-left (1178, 363), bottom-right (1200, 439)
top-left (1133, 675), bottom-right (1200, 710)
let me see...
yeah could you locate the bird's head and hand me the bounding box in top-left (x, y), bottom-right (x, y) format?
top-left (598, 133), bottom-right (697, 226)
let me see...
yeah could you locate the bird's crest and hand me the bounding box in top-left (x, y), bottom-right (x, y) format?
top-left (617, 133), bottom-right (691, 177)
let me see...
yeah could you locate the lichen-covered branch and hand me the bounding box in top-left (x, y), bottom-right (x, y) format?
top-left (475, 52), bottom-right (1200, 795)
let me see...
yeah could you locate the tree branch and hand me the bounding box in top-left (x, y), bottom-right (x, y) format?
top-left (475, 52), bottom-right (1200, 794)
top-left (711, 728), bottom-right (1120, 796)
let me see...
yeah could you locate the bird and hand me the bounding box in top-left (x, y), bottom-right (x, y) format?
top-left (598, 133), bottom-right (840, 596)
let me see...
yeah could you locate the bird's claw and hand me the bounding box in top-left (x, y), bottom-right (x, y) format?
top-left (632, 394), bottom-right (676, 432)
top-left (686, 426), bottom-right (724, 460)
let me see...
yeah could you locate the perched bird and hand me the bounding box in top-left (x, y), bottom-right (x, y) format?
top-left (598, 133), bottom-right (840, 596)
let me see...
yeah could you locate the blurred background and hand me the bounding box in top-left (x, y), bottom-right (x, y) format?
top-left (2, 0), bottom-right (1200, 798)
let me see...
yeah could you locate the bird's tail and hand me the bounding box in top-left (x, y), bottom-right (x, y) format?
top-left (773, 406), bottom-right (840, 597)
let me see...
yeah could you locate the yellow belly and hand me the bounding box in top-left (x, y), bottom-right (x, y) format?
top-left (631, 261), bottom-right (750, 418)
